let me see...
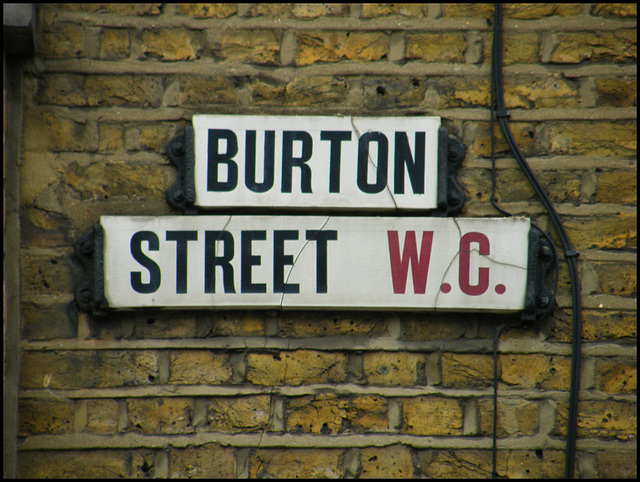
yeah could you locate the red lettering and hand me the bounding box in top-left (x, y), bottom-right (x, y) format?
top-left (387, 231), bottom-right (434, 294)
top-left (459, 232), bottom-right (490, 296)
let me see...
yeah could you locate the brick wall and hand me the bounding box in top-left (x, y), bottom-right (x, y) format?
top-left (16, 3), bottom-right (636, 478)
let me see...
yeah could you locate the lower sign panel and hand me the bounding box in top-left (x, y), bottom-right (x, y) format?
top-left (101, 215), bottom-right (531, 311)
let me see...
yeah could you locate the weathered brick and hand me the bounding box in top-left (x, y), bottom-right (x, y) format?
top-left (472, 122), bottom-right (539, 158)
top-left (402, 397), bottom-right (463, 435)
top-left (543, 121), bottom-right (636, 158)
top-left (24, 111), bottom-right (95, 152)
top-left (441, 353), bottom-right (493, 388)
top-left (595, 170), bottom-right (637, 204)
top-left (406, 33), bottom-right (466, 62)
top-left (277, 312), bottom-right (388, 338)
top-left (36, 74), bottom-right (86, 106)
top-left (360, 445), bottom-right (414, 478)
top-left (501, 450), bottom-right (565, 478)
top-left (37, 23), bottom-right (85, 59)
top-left (249, 449), bottom-right (343, 478)
top-left (284, 76), bottom-right (349, 106)
top-left (550, 31), bottom-right (636, 64)
top-left (87, 399), bottom-right (119, 434)
top-left (597, 358), bottom-right (637, 394)
top-left (361, 4), bottom-right (427, 17)
top-left (207, 396), bottom-right (271, 432)
top-left (60, 4), bottom-right (162, 15)
top-left (596, 450), bottom-right (637, 478)
top-left (65, 161), bottom-right (167, 200)
top-left (141, 28), bottom-right (201, 61)
top-left (21, 300), bottom-right (78, 341)
top-left (443, 4), bottom-right (581, 18)
top-left (592, 3), bottom-right (637, 18)
top-left (128, 398), bottom-right (194, 434)
top-left (363, 352), bottom-right (424, 386)
top-left (399, 313), bottom-right (468, 341)
top-left (500, 354), bottom-right (571, 390)
top-left (478, 399), bottom-right (539, 437)
top-left (592, 262), bottom-right (636, 296)
top-left (245, 4), bottom-right (347, 19)
top-left (247, 351), bottom-right (347, 385)
top-left (360, 76), bottom-right (426, 108)
top-left (98, 124), bottom-right (125, 152)
top-left (21, 253), bottom-right (73, 295)
top-left (595, 78), bottom-right (637, 107)
top-left (125, 123), bottom-right (178, 152)
top-left (20, 351), bottom-right (159, 389)
top-left (85, 75), bottom-right (164, 107)
top-left (178, 75), bottom-right (239, 105)
top-left (296, 31), bottom-right (388, 65)
top-left (177, 3), bottom-right (237, 18)
top-left (420, 449), bottom-right (493, 478)
top-left (555, 400), bottom-right (636, 440)
top-left (219, 30), bottom-right (281, 65)
top-left (197, 311), bottom-right (265, 337)
top-left (286, 394), bottom-right (387, 434)
top-left (563, 213), bottom-right (636, 250)
top-left (552, 309), bottom-right (637, 342)
top-left (169, 444), bottom-right (236, 478)
top-left (248, 76), bottom-right (287, 104)
top-left (100, 28), bottom-right (130, 59)
top-left (18, 398), bottom-right (75, 435)
top-left (169, 350), bottom-right (233, 385)
top-left (18, 450), bottom-right (134, 478)
top-left (20, 208), bottom-right (72, 248)
top-left (135, 311), bottom-right (197, 339)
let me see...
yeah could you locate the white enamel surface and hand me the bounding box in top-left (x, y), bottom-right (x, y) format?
top-left (193, 115), bottom-right (441, 210)
top-left (102, 216), bottom-right (531, 311)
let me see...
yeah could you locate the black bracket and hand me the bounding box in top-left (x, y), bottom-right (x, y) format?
top-left (522, 228), bottom-right (556, 323)
top-left (434, 127), bottom-right (466, 216)
top-left (165, 125), bottom-right (196, 214)
top-left (74, 223), bottom-right (108, 317)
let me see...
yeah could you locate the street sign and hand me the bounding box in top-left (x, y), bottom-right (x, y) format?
top-left (188, 115), bottom-right (443, 211)
top-left (99, 215), bottom-right (532, 311)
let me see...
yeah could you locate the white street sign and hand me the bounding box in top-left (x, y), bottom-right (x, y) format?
top-left (192, 115), bottom-right (441, 210)
top-left (101, 215), bottom-right (531, 311)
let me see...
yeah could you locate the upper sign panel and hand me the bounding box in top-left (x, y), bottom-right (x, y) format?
top-left (193, 115), bottom-right (441, 210)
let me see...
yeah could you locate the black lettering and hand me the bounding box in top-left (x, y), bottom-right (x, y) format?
top-left (165, 231), bottom-right (197, 294)
top-left (320, 131), bottom-right (352, 193)
top-left (394, 132), bottom-right (425, 194)
top-left (357, 132), bottom-right (388, 194)
top-left (207, 129), bottom-right (238, 192)
top-left (241, 230), bottom-right (267, 294)
top-left (130, 231), bottom-right (161, 294)
top-left (205, 231), bottom-right (236, 294)
top-left (282, 131), bottom-right (313, 193)
top-left (245, 130), bottom-right (275, 193)
top-left (274, 230), bottom-right (300, 294)
top-left (305, 230), bottom-right (338, 294)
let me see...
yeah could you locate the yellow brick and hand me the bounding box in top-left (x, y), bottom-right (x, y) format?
top-left (221, 30), bottom-right (281, 64)
top-left (249, 449), bottom-right (343, 478)
top-left (142, 28), bottom-right (200, 61)
top-left (169, 444), bottom-right (236, 478)
top-left (406, 32), bottom-right (466, 62)
top-left (286, 394), bottom-right (387, 434)
top-left (360, 445), bottom-right (414, 478)
top-left (18, 399), bottom-right (75, 435)
top-left (363, 352), bottom-right (424, 386)
top-left (246, 351), bottom-right (347, 385)
top-left (441, 353), bottom-right (494, 388)
top-left (597, 359), bottom-right (637, 394)
top-left (402, 397), bottom-right (463, 435)
top-left (169, 351), bottom-right (233, 385)
top-left (500, 354), bottom-right (571, 390)
top-left (128, 398), bottom-right (194, 434)
top-left (207, 396), bottom-right (270, 432)
top-left (296, 31), bottom-right (388, 65)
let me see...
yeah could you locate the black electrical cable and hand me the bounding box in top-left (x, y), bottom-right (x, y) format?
top-left (490, 4), bottom-right (582, 478)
